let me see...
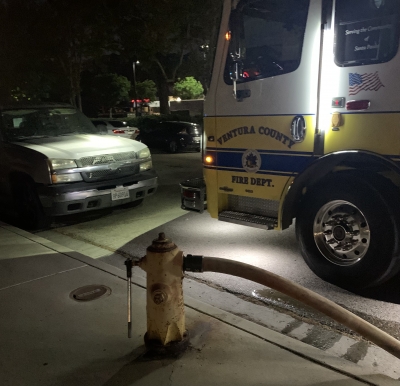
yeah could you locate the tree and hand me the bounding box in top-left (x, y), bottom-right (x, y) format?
top-left (40, 0), bottom-right (118, 110)
top-left (0, 0), bottom-right (223, 110)
top-left (111, 0), bottom-right (223, 114)
top-left (173, 77), bottom-right (204, 100)
top-left (135, 80), bottom-right (157, 101)
top-left (90, 73), bottom-right (131, 117)
top-left (0, 0), bottom-right (59, 104)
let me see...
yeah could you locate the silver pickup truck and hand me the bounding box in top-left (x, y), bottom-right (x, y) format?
top-left (0, 104), bottom-right (158, 229)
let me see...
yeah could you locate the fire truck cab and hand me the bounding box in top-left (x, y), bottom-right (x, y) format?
top-left (181, 0), bottom-right (400, 291)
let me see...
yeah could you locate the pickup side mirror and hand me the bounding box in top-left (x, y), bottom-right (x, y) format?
top-left (229, 9), bottom-right (244, 61)
top-left (98, 124), bottom-right (108, 134)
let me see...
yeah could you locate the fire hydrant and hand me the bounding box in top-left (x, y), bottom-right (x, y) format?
top-left (137, 232), bottom-right (188, 352)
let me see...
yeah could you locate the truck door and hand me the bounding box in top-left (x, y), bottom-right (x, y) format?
top-left (322, 0), bottom-right (400, 157)
top-left (206, 0), bottom-right (322, 228)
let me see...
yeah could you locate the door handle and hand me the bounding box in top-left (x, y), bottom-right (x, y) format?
top-left (219, 186), bottom-right (234, 192)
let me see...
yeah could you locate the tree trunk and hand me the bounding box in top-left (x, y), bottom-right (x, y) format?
top-left (77, 93), bottom-right (82, 111)
top-left (157, 78), bottom-right (170, 115)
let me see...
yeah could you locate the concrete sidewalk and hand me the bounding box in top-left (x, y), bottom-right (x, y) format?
top-left (0, 222), bottom-right (398, 386)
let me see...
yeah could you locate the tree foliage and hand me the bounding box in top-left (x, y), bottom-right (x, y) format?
top-left (135, 80), bottom-right (157, 102)
top-left (90, 73), bottom-right (131, 114)
top-left (37, 0), bottom-right (117, 109)
top-left (173, 77), bottom-right (204, 100)
top-left (112, 0), bottom-right (223, 113)
top-left (0, 0), bottom-right (223, 112)
top-left (0, 0), bottom-right (115, 107)
top-left (0, 0), bottom-right (54, 104)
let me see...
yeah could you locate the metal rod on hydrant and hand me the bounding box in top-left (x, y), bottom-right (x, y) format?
top-left (136, 233), bottom-right (187, 350)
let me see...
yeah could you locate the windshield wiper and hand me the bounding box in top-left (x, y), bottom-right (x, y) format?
top-left (57, 130), bottom-right (98, 136)
top-left (12, 135), bottom-right (51, 141)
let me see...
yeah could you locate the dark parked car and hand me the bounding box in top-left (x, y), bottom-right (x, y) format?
top-left (137, 121), bottom-right (202, 153)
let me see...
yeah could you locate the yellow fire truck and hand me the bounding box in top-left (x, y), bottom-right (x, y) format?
top-left (181, 0), bottom-right (400, 291)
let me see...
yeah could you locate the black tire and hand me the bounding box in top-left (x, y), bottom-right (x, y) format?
top-left (13, 177), bottom-right (49, 230)
top-left (296, 174), bottom-right (400, 291)
top-left (168, 141), bottom-right (178, 153)
top-left (195, 147), bottom-right (201, 152)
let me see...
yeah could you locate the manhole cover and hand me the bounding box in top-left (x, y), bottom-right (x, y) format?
top-left (70, 285), bottom-right (111, 302)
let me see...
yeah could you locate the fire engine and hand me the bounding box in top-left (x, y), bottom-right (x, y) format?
top-left (180, 0), bottom-right (400, 291)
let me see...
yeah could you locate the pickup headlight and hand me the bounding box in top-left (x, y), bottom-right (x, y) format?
top-left (138, 148), bottom-right (150, 159)
top-left (140, 160), bottom-right (153, 172)
top-left (49, 159), bottom-right (78, 170)
top-left (138, 147), bottom-right (152, 171)
top-left (48, 159), bottom-right (82, 183)
top-left (51, 173), bottom-right (83, 183)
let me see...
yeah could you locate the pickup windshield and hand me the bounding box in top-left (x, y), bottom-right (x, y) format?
top-left (1, 107), bottom-right (101, 141)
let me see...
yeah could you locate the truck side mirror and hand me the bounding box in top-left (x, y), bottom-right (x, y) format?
top-left (230, 61), bottom-right (243, 82)
top-left (229, 9), bottom-right (244, 61)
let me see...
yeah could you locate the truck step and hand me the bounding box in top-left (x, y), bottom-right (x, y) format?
top-left (218, 211), bottom-right (277, 230)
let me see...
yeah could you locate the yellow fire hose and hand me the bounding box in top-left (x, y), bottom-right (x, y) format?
top-left (201, 256), bottom-right (400, 360)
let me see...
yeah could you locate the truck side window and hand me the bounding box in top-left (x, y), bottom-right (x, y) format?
top-left (335, 0), bottom-right (400, 66)
top-left (224, 0), bottom-right (310, 84)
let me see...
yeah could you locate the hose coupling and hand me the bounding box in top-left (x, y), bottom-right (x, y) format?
top-left (183, 254), bottom-right (204, 272)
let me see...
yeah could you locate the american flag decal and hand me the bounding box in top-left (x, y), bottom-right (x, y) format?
top-left (349, 72), bottom-right (384, 95)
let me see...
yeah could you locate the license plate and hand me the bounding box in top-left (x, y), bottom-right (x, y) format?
top-left (111, 187), bottom-right (129, 201)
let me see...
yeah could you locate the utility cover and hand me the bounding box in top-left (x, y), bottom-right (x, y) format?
top-left (70, 285), bottom-right (111, 302)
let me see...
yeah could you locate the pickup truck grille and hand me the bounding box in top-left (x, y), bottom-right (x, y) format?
top-left (82, 164), bottom-right (139, 181)
top-left (78, 151), bottom-right (137, 167)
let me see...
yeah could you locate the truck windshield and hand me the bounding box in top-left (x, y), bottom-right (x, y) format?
top-left (335, 0), bottom-right (400, 66)
top-left (1, 107), bottom-right (101, 141)
top-left (224, 0), bottom-right (309, 83)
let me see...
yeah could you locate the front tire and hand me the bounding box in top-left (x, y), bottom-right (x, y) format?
top-left (168, 141), bottom-right (178, 153)
top-left (296, 174), bottom-right (400, 291)
top-left (13, 177), bottom-right (49, 230)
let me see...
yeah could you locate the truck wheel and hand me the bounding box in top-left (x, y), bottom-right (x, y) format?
top-left (168, 141), bottom-right (178, 153)
top-left (296, 175), bottom-right (400, 291)
top-left (13, 178), bottom-right (49, 230)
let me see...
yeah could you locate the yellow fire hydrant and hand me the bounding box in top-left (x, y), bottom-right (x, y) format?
top-left (137, 232), bottom-right (188, 351)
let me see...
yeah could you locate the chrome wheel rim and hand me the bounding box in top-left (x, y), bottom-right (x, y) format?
top-left (313, 200), bottom-right (370, 266)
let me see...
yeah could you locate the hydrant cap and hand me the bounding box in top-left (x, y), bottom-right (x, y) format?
top-left (147, 232), bottom-right (177, 252)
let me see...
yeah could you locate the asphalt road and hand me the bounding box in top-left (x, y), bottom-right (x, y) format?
top-left (15, 148), bottom-right (400, 378)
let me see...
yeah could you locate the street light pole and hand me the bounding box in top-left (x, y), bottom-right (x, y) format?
top-left (132, 60), bottom-right (139, 117)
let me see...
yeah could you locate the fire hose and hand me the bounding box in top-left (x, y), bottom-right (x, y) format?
top-left (196, 255), bottom-right (400, 360)
top-left (129, 233), bottom-right (400, 360)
